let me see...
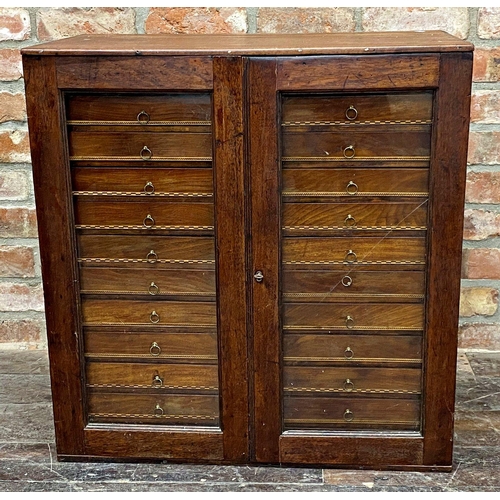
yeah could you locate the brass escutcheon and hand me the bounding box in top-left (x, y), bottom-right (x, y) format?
top-left (345, 105), bottom-right (358, 121)
top-left (150, 341), bottom-right (161, 356)
top-left (343, 378), bottom-right (355, 392)
top-left (137, 110), bottom-right (150, 124)
top-left (346, 315), bottom-right (355, 329)
top-left (345, 249), bottom-right (357, 263)
top-left (343, 145), bottom-right (355, 159)
top-left (140, 145), bottom-right (153, 160)
top-left (147, 249), bottom-right (158, 264)
top-left (144, 181), bottom-right (155, 194)
top-left (344, 346), bottom-right (354, 359)
top-left (152, 374), bottom-right (163, 387)
top-left (150, 311), bottom-right (160, 324)
top-left (343, 409), bottom-right (354, 422)
top-left (346, 180), bottom-right (358, 195)
top-left (148, 282), bottom-right (160, 295)
top-left (344, 214), bottom-right (356, 227)
top-left (154, 403), bottom-right (164, 416)
top-left (342, 275), bottom-right (353, 287)
top-left (143, 214), bottom-right (155, 228)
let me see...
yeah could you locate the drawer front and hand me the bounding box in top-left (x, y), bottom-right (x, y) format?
top-left (80, 267), bottom-right (215, 296)
top-left (283, 202), bottom-right (427, 231)
top-left (74, 199), bottom-right (214, 229)
top-left (283, 303), bottom-right (424, 331)
top-left (283, 334), bottom-right (422, 363)
top-left (67, 94), bottom-right (211, 123)
top-left (84, 331), bottom-right (218, 360)
top-left (283, 396), bottom-right (421, 430)
top-left (282, 169), bottom-right (428, 196)
top-left (77, 235), bottom-right (214, 263)
top-left (72, 167), bottom-right (214, 195)
top-left (88, 393), bottom-right (219, 426)
top-left (82, 299), bottom-right (216, 327)
top-left (282, 93), bottom-right (433, 125)
top-left (86, 362), bottom-right (218, 389)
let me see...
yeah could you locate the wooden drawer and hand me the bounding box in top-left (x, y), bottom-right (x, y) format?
top-left (282, 92), bottom-right (433, 125)
top-left (283, 396), bottom-right (421, 430)
top-left (69, 131), bottom-right (212, 161)
top-left (282, 169), bottom-right (428, 197)
top-left (72, 167), bottom-right (213, 195)
top-left (283, 366), bottom-right (421, 394)
top-left (283, 334), bottom-right (422, 364)
top-left (84, 331), bottom-right (218, 361)
top-left (282, 126), bottom-right (430, 160)
top-left (86, 361), bottom-right (218, 389)
top-left (283, 237), bottom-right (426, 265)
top-left (282, 270), bottom-right (425, 300)
top-left (80, 267), bottom-right (215, 296)
top-left (82, 299), bottom-right (216, 327)
top-left (77, 235), bottom-right (214, 264)
top-left (283, 303), bottom-right (424, 331)
top-left (74, 198), bottom-right (214, 230)
top-left (283, 202), bottom-right (427, 231)
top-left (88, 393), bottom-right (219, 426)
top-left (66, 93), bottom-right (211, 123)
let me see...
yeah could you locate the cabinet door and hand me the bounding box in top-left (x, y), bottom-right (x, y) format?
top-left (248, 53), bottom-right (472, 468)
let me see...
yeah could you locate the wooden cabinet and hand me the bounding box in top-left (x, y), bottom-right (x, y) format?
top-left (22, 31), bottom-right (473, 470)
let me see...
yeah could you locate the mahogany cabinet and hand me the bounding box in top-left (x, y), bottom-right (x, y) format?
top-left (22, 31), bottom-right (473, 470)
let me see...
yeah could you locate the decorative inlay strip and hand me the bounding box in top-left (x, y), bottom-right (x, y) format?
top-left (78, 258), bottom-right (215, 264)
top-left (283, 356), bottom-right (421, 363)
top-left (83, 322), bottom-right (216, 328)
top-left (85, 353), bottom-right (217, 360)
top-left (282, 119), bottom-right (432, 127)
top-left (68, 120), bottom-right (211, 126)
top-left (283, 293), bottom-right (424, 299)
top-left (283, 260), bottom-right (425, 265)
top-left (90, 412), bottom-right (216, 420)
top-left (81, 290), bottom-right (215, 296)
top-left (75, 224), bottom-right (214, 231)
top-left (70, 156), bottom-right (212, 162)
top-left (284, 326), bottom-right (422, 331)
top-left (283, 225), bottom-right (427, 231)
top-left (73, 191), bottom-right (213, 198)
top-left (284, 418), bottom-right (416, 425)
top-left (88, 383), bottom-right (218, 390)
top-left (282, 156), bottom-right (430, 162)
top-left (284, 387), bottom-right (420, 394)
top-left (282, 192), bottom-right (428, 198)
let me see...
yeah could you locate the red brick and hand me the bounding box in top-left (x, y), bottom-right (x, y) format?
top-left (0, 246), bottom-right (35, 277)
top-left (0, 170), bottom-right (30, 200)
top-left (257, 8), bottom-right (355, 34)
top-left (462, 248), bottom-right (500, 280)
top-left (459, 323), bottom-right (500, 350)
top-left (471, 90), bottom-right (500, 123)
top-left (0, 319), bottom-right (44, 344)
top-left (466, 171), bottom-right (500, 203)
top-left (468, 131), bottom-right (500, 165)
top-left (361, 7), bottom-right (469, 39)
top-left (463, 209), bottom-right (500, 241)
top-left (0, 8), bottom-right (30, 41)
top-left (0, 283), bottom-right (44, 312)
top-left (0, 130), bottom-right (30, 163)
top-left (145, 7), bottom-right (247, 34)
top-left (473, 47), bottom-right (500, 82)
top-left (460, 287), bottom-right (498, 317)
top-left (37, 7), bottom-right (136, 41)
top-left (0, 207), bottom-right (38, 238)
top-left (477, 7), bottom-right (500, 39)
top-left (0, 48), bottom-right (22, 81)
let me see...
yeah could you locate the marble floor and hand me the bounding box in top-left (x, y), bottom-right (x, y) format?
top-left (0, 350), bottom-right (499, 492)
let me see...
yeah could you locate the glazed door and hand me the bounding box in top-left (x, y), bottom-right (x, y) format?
top-left (248, 54), bottom-right (471, 467)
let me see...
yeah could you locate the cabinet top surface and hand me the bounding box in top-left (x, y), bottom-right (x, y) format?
top-left (21, 31), bottom-right (473, 56)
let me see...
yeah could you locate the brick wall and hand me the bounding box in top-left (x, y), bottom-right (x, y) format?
top-left (1, 7), bottom-right (499, 350)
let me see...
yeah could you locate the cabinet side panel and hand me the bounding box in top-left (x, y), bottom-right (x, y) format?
top-left (424, 51), bottom-right (473, 465)
top-left (22, 55), bottom-right (85, 455)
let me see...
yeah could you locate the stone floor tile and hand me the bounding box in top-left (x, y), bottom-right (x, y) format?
top-left (0, 404), bottom-right (55, 442)
top-left (0, 351), bottom-right (50, 375)
top-left (467, 352), bottom-right (500, 378)
top-left (0, 374), bottom-right (52, 404)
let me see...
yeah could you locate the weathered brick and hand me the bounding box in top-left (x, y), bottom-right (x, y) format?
top-left (459, 322), bottom-right (500, 350)
top-left (0, 319), bottom-right (44, 344)
top-left (0, 283), bottom-right (44, 312)
top-left (0, 170), bottom-right (30, 200)
top-left (460, 287), bottom-right (498, 317)
top-left (37, 7), bottom-right (136, 41)
top-left (0, 130), bottom-right (30, 163)
top-left (0, 48), bottom-right (22, 81)
top-left (468, 131), bottom-right (500, 165)
top-left (462, 248), bottom-right (500, 280)
top-left (0, 207), bottom-right (38, 238)
top-left (145, 7), bottom-right (247, 34)
top-left (477, 7), bottom-right (500, 39)
top-left (0, 246), bottom-right (35, 277)
top-left (0, 8), bottom-right (30, 41)
top-left (466, 171), bottom-right (500, 203)
top-left (471, 90), bottom-right (500, 123)
top-left (473, 47), bottom-right (500, 82)
top-left (257, 8), bottom-right (355, 34)
top-left (463, 209), bottom-right (500, 241)
top-left (361, 7), bottom-right (469, 39)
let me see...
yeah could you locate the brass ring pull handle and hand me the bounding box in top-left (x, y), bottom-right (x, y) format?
top-left (140, 145), bottom-right (152, 160)
top-left (343, 378), bottom-right (355, 392)
top-left (344, 346), bottom-right (354, 359)
top-left (345, 105), bottom-right (358, 121)
top-left (150, 310), bottom-right (160, 324)
top-left (147, 250), bottom-right (158, 264)
top-left (344, 214), bottom-right (356, 227)
top-left (137, 110), bottom-right (150, 124)
top-left (343, 145), bottom-right (355, 159)
top-left (150, 341), bottom-right (161, 356)
top-left (148, 282), bottom-right (160, 295)
top-left (345, 249), bottom-right (357, 263)
top-left (254, 270), bottom-right (264, 283)
top-left (143, 214), bottom-right (155, 228)
top-left (144, 181), bottom-right (155, 194)
top-left (154, 403), bottom-right (164, 416)
top-left (346, 315), bottom-right (355, 329)
top-left (343, 409), bottom-right (354, 422)
top-left (341, 275), bottom-right (353, 287)
top-left (152, 374), bottom-right (163, 387)
top-left (346, 180), bottom-right (358, 195)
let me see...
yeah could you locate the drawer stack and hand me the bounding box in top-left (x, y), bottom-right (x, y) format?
top-left (67, 94), bottom-right (219, 426)
top-left (280, 92), bottom-right (432, 431)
